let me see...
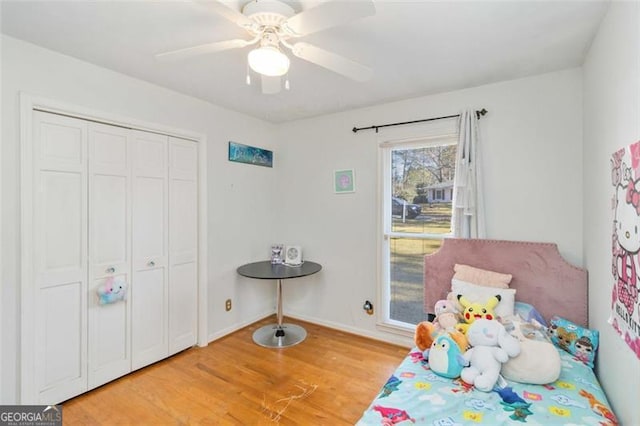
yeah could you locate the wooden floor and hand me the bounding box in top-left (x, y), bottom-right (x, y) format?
top-left (63, 316), bottom-right (410, 425)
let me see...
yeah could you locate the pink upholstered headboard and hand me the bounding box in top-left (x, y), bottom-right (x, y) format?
top-left (424, 239), bottom-right (588, 327)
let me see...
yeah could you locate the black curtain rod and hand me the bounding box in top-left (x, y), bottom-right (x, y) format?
top-left (352, 108), bottom-right (488, 133)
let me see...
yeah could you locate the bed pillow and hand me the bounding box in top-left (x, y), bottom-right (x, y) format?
top-left (548, 316), bottom-right (599, 368)
top-left (451, 279), bottom-right (516, 319)
top-left (514, 301), bottom-right (547, 327)
top-left (453, 264), bottom-right (512, 289)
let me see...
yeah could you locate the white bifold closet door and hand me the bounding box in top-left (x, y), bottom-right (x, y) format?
top-left (129, 133), bottom-right (199, 367)
top-left (27, 110), bottom-right (199, 404)
top-left (32, 111), bottom-right (89, 404)
top-left (168, 137), bottom-right (198, 354)
top-left (87, 123), bottom-right (132, 389)
top-left (131, 130), bottom-right (169, 370)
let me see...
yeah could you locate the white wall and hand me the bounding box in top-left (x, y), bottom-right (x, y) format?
top-left (583, 2), bottom-right (640, 424)
top-left (1, 35), bottom-right (279, 403)
top-left (275, 69), bottom-right (584, 343)
top-left (5, 22), bottom-right (628, 418)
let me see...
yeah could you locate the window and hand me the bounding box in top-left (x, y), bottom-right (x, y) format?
top-left (380, 134), bottom-right (458, 328)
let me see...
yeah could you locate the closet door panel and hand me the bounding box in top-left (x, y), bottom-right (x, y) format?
top-left (131, 131), bottom-right (168, 369)
top-left (168, 138), bottom-right (198, 354)
top-left (169, 139), bottom-right (197, 180)
top-left (40, 171), bottom-right (84, 281)
top-left (88, 276), bottom-right (129, 388)
top-left (36, 282), bottom-right (83, 403)
top-left (134, 137), bottom-right (166, 177)
top-left (32, 111), bottom-right (88, 403)
top-left (169, 179), bottom-right (197, 264)
top-left (133, 177), bottom-right (165, 264)
top-left (89, 124), bottom-right (130, 275)
top-left (87, 123), bottom-right (132, 389)
top-left (38, 168), bottom-right (85, 393)
top-left (38, 121), bottom-right (84, 168)
top-left (91, 175), bottom-right (127, 268)
top-left (131, 268), bottom-right (167, 369)
top-left (92, 131), bottom-right (128, 173)
top-left (40, 283), bottom-right (82, 383)
top-left (168, 263), bottom-right (197, 353)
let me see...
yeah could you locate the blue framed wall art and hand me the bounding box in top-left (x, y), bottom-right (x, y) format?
top-left (228, 141), bottom-right (273, 168)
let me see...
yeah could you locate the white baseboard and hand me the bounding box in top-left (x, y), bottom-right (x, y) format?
top-left (205, 310), bottom-right (414, 349)
top-left (285, 312), bottom-right (413, 348)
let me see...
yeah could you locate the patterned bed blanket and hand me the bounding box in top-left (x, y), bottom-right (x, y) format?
top-left (356, 348), bottom-right (617, 425)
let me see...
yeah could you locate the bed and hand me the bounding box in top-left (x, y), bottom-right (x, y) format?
top-left (357, 239), bottom-right (617, 425)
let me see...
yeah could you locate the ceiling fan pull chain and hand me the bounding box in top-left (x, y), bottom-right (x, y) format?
top-left (285, 73), bottom-right (290, 91)
top-left (246, 62), bottom-right (251, 86)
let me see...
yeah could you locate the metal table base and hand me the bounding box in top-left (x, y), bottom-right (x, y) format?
top-left (252, 278), bottom-right (307, 348)
top-left (252, 323), bottom-right (307, 348)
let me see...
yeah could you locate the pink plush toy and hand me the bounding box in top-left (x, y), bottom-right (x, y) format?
top-left (433, 299), bottom-right (461, 331)
top-left (97, 276), bottom-right (127, 305)
top-left (414, 300), bottom-right (467, 354)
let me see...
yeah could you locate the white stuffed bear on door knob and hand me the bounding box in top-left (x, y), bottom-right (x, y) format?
top-left (461, 318), bottom-right (520, 392)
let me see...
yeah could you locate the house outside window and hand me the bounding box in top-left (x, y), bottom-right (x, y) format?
top-left (427, 181), bottom-right (453, 203)
top-left (379, 133), bottom-right (458, 329)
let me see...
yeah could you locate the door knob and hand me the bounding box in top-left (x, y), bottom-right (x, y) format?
top-left (106, 267), bottom-right (116, 273)
top-left (148, 261), bottom-right (156, 267)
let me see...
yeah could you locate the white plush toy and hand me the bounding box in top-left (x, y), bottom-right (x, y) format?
top-left (461, 319), bottom-right (521, 392)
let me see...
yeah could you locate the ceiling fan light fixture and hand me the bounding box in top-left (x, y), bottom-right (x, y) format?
top-left (248, 45), bottom-right (290, 77)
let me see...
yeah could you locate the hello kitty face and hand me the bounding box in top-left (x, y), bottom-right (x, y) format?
top-left (615, 180), bottom-right (640, 254)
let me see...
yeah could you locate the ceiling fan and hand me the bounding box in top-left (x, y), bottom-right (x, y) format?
top-left (156, 0), bottom-right (376, 94)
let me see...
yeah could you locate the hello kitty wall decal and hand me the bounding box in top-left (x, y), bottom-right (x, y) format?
top-left (610, 139), bottom-right (640, 359)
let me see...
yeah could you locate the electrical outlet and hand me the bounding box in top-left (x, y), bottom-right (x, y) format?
top-left (225, 299), bottom-right (232, 312)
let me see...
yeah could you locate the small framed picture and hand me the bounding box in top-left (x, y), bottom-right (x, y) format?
top-left (270, 244), bottom-right (284, 264)
top-left (334, 169), bottom-right (355, 194)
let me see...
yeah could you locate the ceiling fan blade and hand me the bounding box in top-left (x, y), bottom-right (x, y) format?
top-left (261, 75), bottom-right (281, 95)
top-left (291, 42), bottom-right (373, 82)
top-left (283, 0), bottom-right (375, 36)
top-left (196, 0), bottom-right (253, 29)
top-left (155, 39), bottom-right (250, 61)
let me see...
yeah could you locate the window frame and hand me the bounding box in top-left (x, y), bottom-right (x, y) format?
top-left (377, 133), bottom-right (458, 333)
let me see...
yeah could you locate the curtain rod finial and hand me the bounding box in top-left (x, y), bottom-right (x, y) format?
top-left (476, 108), bottom-right (488, 119)
top-left (352, 127), bottom-right (358, 133)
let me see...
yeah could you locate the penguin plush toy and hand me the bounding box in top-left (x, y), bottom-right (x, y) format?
top-left (427, 333), bottom-right (467, 379)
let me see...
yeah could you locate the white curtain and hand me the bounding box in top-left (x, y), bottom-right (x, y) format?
top-left (452, 110), bottom-right (486, 238)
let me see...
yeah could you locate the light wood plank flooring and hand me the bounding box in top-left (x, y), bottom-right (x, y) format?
top-left (63, 316), bottom-right (410, 425)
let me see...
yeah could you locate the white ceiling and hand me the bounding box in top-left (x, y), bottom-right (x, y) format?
top-left (1, 0), bottom-right (609, 123)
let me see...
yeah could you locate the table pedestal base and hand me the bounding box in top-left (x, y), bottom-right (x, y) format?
top-left (252, 323), bottom-right (307, 348)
